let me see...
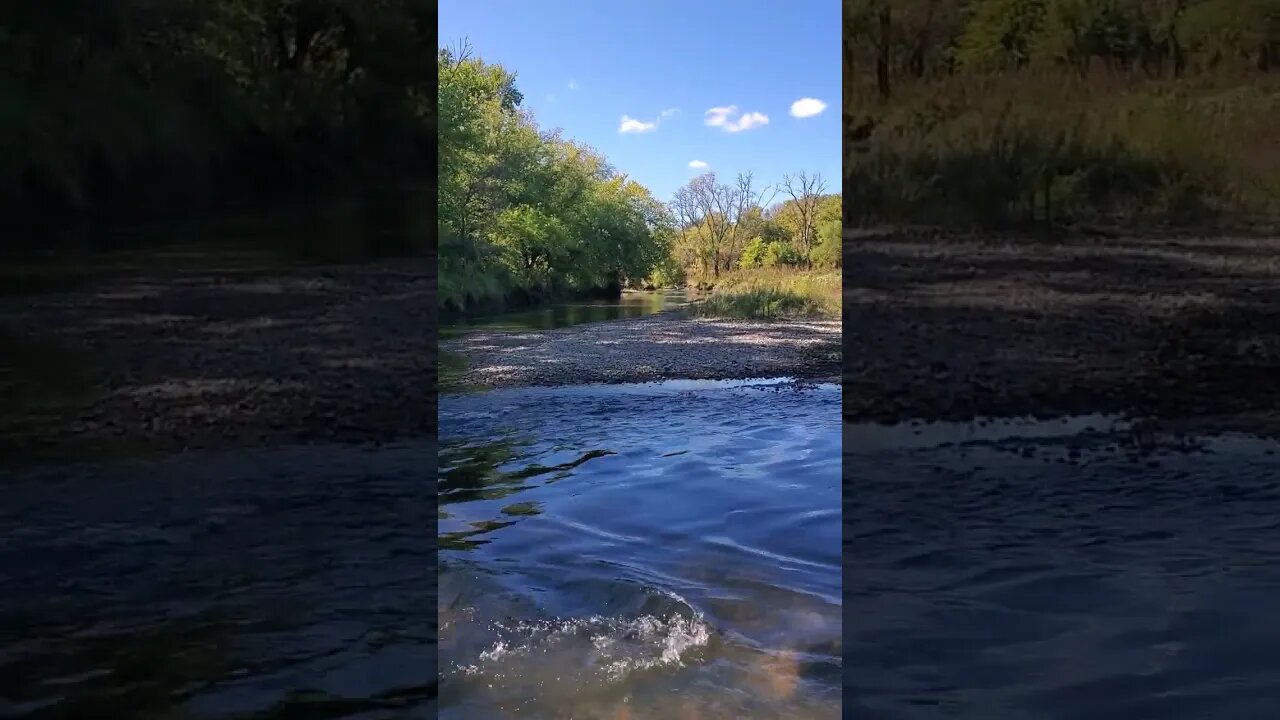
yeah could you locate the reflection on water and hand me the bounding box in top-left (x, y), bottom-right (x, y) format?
top-left (438, 379), bottom-right (842, 719)
top-left (49, 187), bottom-right (431, 264)
top-left (846, 416), bottom-right (1280, 718)
top-left (440, 288), bottom-right (691, 338)
top-left (0, 443), bottom-right (434, 718)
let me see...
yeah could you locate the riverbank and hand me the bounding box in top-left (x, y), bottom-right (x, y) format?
top-left (0, 254), bottom-right (434, 464)
top-left (844, 229), bottom-right (1280, 438)
top-left (6, 228), bottom-right (1277, 462)
top-left (442, 312), bottom-right (842, 389)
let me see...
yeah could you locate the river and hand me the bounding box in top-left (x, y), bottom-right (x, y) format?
top-left (0, 443), bottom-right (434, 718)
top-left (8, 275), bottom-right (1276, 718)
top-left (846, 415), bottom-right (1280, 718)
top-left (438, 378), bottom-right (843, 718)
top-left (440, 288), bottom-right (692, 339)
top-left (0, 197), bottom-right (438, 718)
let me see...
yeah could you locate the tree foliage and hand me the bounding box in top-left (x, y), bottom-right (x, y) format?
top-left (845, 0), bottom-right (1280, 96)
top-left (437, 46), bottom-right (670, 311)
top-left (0, 0), bottom-right (436, 224)
top-left (671, 172), bottom-right (842, 280)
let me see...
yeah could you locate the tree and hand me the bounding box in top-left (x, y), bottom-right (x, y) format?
top-left (780, 172), bottom-right (829, 269)
top-left (878, 1), bottom-right (893, 99)
top-left (672, 172), bottom-right (776, 281)
top-left (846, 0), bottom-right (896, 101)
top-left (894, 0), bottom-right (967, 79)
top-left (1, 0), bottom-right (439, 223)
top-left (1179, 0), bottom-right (1280, 73)
top-left (811, 219), bottom-right (844, 269)
top-left (956, 0), bottom-right (1050, 70)
top-left (437, 43), bottom-right (666, 309)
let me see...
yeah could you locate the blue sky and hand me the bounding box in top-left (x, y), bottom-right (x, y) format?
top-left (439, 0), bottom-right (841, 204)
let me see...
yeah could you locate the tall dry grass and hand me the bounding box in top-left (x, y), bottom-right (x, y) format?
top-left (845, 72), bottom-right (1280, 230)
top-left (691, 269), bottom-right (841, 320)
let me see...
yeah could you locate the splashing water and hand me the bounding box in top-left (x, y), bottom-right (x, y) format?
top-left (457, 608), bottom-right (711, 685)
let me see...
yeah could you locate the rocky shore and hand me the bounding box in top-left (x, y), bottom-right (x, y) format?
top-left (843, 230), bottom-right (1280, 438)
top-left (0, 256), bottom-right (435, 464)
top-left (5, 228), bottom-right (1277, 465)
top-left (441, 314), bottom-right (842, 389)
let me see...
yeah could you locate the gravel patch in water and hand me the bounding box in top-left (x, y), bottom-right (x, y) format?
top-left (0, 258), bottom-right (434, 463)
top-left (442, 313), bottom-right (841, 388)
top-left (843, 230), bottom-right (1280, 437)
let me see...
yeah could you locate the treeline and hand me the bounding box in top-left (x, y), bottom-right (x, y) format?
top-left (438, 46), bottom-right (842, 311)
top-left (0, 0), bottom-right (435, 230)
top-left (844, 0), bottom-right (1280, 229)
top-left (437, 46), bottom-right (670, 312)
top-left (665, 172), bottom-right (842, 287)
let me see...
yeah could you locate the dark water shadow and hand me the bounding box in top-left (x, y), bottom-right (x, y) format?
top-left (845, 415), bottom-right (1280, 718)
top-left (440, 288), bottom-right (692, 338)
top-left (0, 442), bottom-right (435, 719)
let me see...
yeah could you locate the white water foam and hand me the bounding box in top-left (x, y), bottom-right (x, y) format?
top-left (456, 609), bottom-right (711, 685)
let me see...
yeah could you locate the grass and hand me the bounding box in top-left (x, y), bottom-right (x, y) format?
top-left (690, 269), bottom-right (840, 320)
top-left (845, 72), bottom-right (1280, 231)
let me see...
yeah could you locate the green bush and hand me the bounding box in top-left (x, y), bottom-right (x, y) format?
top-left (811, 219), bottom-right (842, 269)
top-left (739, 236), bottom-right (804, 269)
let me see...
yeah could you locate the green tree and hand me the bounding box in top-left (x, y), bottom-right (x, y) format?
top-left (1, 0), bottom-right (437, 225)
top-left (811, 219), bottom-right (844, 269)
top-left (956, 0), bottom-right (1049, 70)
top-left (437, 44), bottom-right (667, 309)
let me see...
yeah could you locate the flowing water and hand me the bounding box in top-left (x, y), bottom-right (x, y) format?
top-left (0, 443), bottom-right (435, 719)
top-left (438, 378), bottom-right (843, 719)
top-left (439, 288), bottom-right (692, 339)
top-left (846, 416), bottom-right (1280, 719)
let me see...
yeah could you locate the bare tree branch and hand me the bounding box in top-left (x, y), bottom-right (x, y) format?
top-left (781, 171), bottom-right (828, 269)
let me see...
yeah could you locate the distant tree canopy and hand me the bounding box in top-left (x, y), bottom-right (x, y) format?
top-left (670, 171), bottom-right (842, 282)
top-left (437, 45), bottom-right (671, 311)
top-left (0, 0), bottom-right (436, 223)
top-left (844, 0), bottom-right (1280, 99)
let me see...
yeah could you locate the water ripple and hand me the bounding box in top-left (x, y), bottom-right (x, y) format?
top-left (846, 417), bottom-right (1280, 719)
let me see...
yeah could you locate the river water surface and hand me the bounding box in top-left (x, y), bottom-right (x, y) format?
top-left (440, 288), bottom-right (692, 339)
top-left (438, 378), bottom-right (842, 718)
top-left (0, 443), bottom-right (434, 718)
top-left (846, 416), bottom-right (1280, 718)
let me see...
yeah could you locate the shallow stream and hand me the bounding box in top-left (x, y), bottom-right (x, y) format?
top-left (438, 378), bottom-right (843, 718)
top-left (846, 415), bottom-right (1280, 718)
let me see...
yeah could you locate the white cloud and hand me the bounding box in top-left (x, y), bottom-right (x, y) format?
top-left (790, 97), bottom-right (827, 118)
top-left (704, 105), bottom-right (769, 132)
top-left (688, 160), bottom-right (709, 169)
top-left (619, 108), bottom-right (680, 134)
top-left (568, 80), bottom-right (579, 91)
top-left (619, 115), bottom-right (657, 134)
top-left (734, 111), bottom-right (769, 131)
top-left (704, 105), bottom-right (736, 128)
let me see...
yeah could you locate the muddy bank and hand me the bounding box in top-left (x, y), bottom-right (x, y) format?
top-left (0, 255), bottom-right (434, 464)
top-left (441, 313), bottom-right (842, 389)
top-left (844, 230), bottom-right (1280, 437)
